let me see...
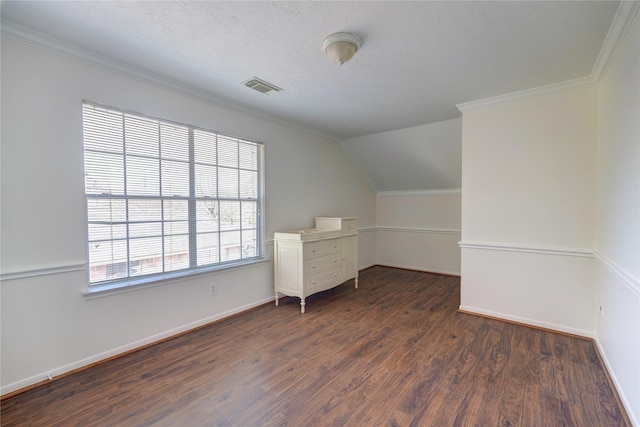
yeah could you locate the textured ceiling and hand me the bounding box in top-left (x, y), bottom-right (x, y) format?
top-left (1, 1), bottom-right (619, 140)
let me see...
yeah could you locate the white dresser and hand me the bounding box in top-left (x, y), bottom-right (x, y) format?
top-left (274, 217), bottom-right (358, 313)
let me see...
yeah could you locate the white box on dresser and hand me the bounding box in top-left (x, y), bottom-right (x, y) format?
top-left (315, 217), bottom-right (358, 234)
top-left (274, 217), bottom-right (358, 313)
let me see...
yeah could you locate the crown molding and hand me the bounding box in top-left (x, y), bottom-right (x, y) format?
top-left (0, 20), bottom-right (343, 143)
top-left (456, 76), bottom-right (594, 112)
top-left (457, 1), bottom-right (639, 113)
top-left (590, 1), bottom-right (640, 82)
top-left (377, 189), bottom-right (461, 197)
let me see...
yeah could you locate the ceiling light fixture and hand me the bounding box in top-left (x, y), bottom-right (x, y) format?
top-left (322, 32), bottom-right (361, 65)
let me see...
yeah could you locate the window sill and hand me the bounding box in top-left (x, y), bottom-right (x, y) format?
top-left (83, 257), bottom-right (268, 300)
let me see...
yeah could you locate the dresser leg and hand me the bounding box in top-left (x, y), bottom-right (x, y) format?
top-left (355, 277), bottom-right (359, 289)
top-left (300, 298), bottom-right (306, 313)
top-left (275, 294), bottom-right (279, 306)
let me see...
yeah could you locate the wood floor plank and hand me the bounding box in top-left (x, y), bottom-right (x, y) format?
top-left (1, 266), bottom-right (631, 426)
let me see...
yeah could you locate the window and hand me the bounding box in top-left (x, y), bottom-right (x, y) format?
top-left (82, 102), bottom-right (264, 287)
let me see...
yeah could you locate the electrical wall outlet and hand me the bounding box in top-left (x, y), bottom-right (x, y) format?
top-left (599, 305), bottom-right (604, 319)
top-left (209, 283), bottom-right (217, 296)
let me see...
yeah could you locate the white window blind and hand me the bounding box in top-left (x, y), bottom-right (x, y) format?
top-left (82, 102), bottom-right (263, 286)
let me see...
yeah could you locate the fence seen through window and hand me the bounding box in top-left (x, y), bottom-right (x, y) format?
top-left (82, 103), bottom-right (264, 286)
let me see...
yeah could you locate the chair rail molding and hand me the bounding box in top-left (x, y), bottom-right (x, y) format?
top-left (378, 226), bottom-right (461, 236)
top-left (459, 241), bottom-right (594, 258)
top-left (377, 189), bottom-right (461, 197)
top-left (0, 263), bottom-right (86, 282)
top-left (594, 251), bottom-right (640, 297)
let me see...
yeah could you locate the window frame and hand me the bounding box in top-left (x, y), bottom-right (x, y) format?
top-left (82, 102), bottom-right (265, 296)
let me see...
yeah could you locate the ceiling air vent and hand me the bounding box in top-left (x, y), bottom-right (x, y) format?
top-left (243, 77), bottom-right (282, 95)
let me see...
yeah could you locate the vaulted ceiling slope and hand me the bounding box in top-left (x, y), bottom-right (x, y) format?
top-left (0, 1), bottom-right (619, 141)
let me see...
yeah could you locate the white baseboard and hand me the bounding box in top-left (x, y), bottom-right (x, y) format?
top-left (462, 303), bottom-right (638, 425)
top-left (593, 337), bottom-right (639, 427)
top-left (377, 262), bottom-right (460, 277)
top-left (458, 305), bottom-right (595, 339)
top-left (0, 296), bottom-right (275, 396)
top-left (358, 262), bottom-right (377, 271)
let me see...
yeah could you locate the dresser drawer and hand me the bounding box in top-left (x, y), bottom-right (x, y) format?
top-left (306, 267), bottom-right (341, 291)
top-left (305, 239), bottom-right (341, 259)
top-left (306, 253), bottom-right (341, 272)
top-left (274, 218), bottom-right (358, 313)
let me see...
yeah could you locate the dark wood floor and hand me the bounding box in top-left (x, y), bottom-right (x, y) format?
top-left (1, 266), bottom-right (630, 426)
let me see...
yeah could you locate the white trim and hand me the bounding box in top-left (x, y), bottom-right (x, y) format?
top-left (357, 227), bottom-right (377, 233)
top-left (459, 305), bottom-right (595, 339)
top-left (0, 263), bottom-right (86, 281)
top-left (341, 142), bottom-right (379, 192)
top-left (83, 258), bottom-right (270, 300)
top-left (591, 1), bottom-right (640, 82)
top-left (358, 262), bottom-right (377, 271)
top-left (459, 241), bottom-right (594, 258)
top-left (593, 337), bottom-right (639, 427)
top-left (456, 2), bottom-right (639, 113)
top-left (456, 76), bottom-right (595, 112)
top-left (355, 226), bottom-right (461, 235)
top-left (378, 226), bottom-right (461, 236)
top-left (378, 263), bottom-right (460, 277)
top-left (377, 189), bottom-right (461, 197)
top-left (1, 243), bottom-right (273, 287)
top-left (0, 296), bottom-right (275, 396)
top-left (4, 3), bottom-right (637, 140)
top-left (0, 20), bottom-right (342, 143)
top-left (595, 251), bottom-right (640, 298)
